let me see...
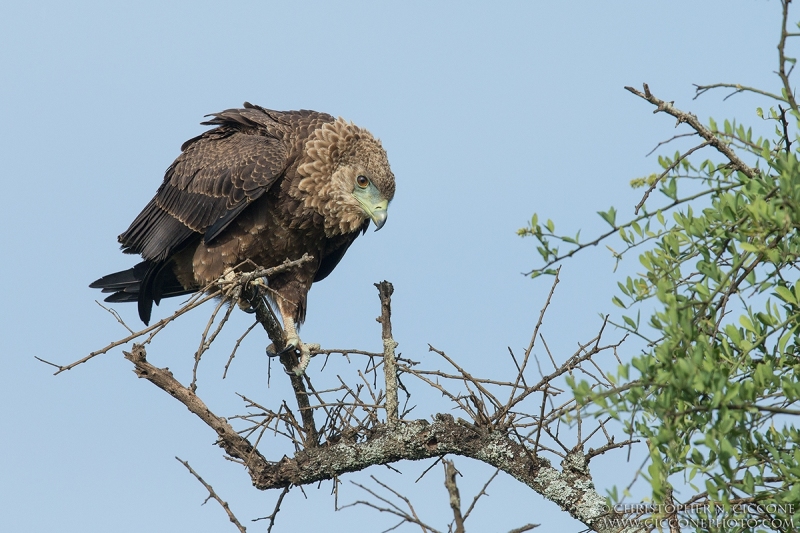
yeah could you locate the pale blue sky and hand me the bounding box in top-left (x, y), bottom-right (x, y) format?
top-left (0, 1), bottom-right (785, 531)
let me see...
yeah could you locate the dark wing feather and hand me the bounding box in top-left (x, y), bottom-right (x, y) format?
top-left (314, 220), bottom-right (370, 282)
top-left (118, 111), bottom-right (290, 262)
top-left (93, 105), bottom-right (341, 326)
top-left (203, 199), bottom-right (251, 243)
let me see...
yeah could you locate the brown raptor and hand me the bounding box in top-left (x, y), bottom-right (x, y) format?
top-left (91, 103), bottom-right (395, 371)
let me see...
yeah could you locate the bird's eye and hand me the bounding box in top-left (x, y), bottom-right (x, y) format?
top-left (356, 175), bottom-right (370, 188)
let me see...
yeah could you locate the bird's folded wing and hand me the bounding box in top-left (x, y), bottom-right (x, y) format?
top-left (118, 128), bottom-right (289, 261)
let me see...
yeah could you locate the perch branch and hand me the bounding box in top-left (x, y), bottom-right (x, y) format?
top-left (123, 344), bottom-right (270, 482)
top-left (241, 254), bottom-right (319, 447)
top-left (249, 414), bottom-right (622, 532)
top-left (375, 281), bottom-right (399, 426)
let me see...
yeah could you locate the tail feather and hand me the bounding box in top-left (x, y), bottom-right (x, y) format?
top-left (89, 261), bottom-right (150, 291)
top-left (90, 260), bottom-right (194, 325)
top-left (103, 291), bottom-right (140, 303)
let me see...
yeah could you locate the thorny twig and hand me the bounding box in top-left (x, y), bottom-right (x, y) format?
top-left (252, 486), bottom-right (291, 533)
top-left (624, 83), bottom-right (758, 180)
top-left (176, 457), bottom-right (247, 533)
top-left (42, 256), bottom-right (314, 374)
top-left (344, 476), bottom-right (443, 533)
top-left (73, 263), bottom-right (633, 532)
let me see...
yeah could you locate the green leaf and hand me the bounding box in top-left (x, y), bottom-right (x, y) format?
top-left (522, 34), bottom-right (800, 514)
top-left (598, 207), bottom-right (618, 227)
top-left (623, 315), bottom-right (637, 330)
top-left (739, 315), bottom-right (756, 334)
top-left (775, 285), bottom-right (797, 304)
top-left (661, 177), bottom-right (677, 200)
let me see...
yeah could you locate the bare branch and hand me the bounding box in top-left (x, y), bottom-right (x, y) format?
top-left (635, 140), bottom-right (711, 214)
top-left (124, 345), bottom-right (270, 479)
top-left (462, 468), bottom-right (500, 521)
top-left (240, 257), bottom-right (319, 446)
top-left (693, 82), bottom-right (786, 103)
top-left (415, 456), bottom-right (444, 483)
top-left (507, 267), bottom-right (560, 410)
top-left (223, 321), bottom-right (258, 378)
top-left (176, 457), bottom-right (247, 533)
top-left (376, 281), bottom-right (399, 426)
top-left (82, 277), bottom-right (633, 533)
top-left (345, 476), bottom-right (442, 533)
top-left (443, 460), bottom-right (465, 533)
top-left (249, 414), bottom-right (619, 532)
top-left (252, 486), bottom-right (291, 533)
top-left (624, 83), bottom-right (758, 179)
top-left (53, 255), bottom-right (315, 375)
top-left (43, 291), bottom-right (219, 374)
top-left (95, 300), bottom-right (135, 334)
top-left (508, 524), bottom-right (539, 533)
top-left (778, 0), bottom-right (800, 113)
top-left (192, 298), bottom-right (235, 391)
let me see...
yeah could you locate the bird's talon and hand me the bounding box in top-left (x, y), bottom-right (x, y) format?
top-left (273, 335), bottom-right (315, 375)
top-left (285, 335), bottom-right (299, 351)
top-left (271, 343), bottom-right (310, 375)
top-left (238, 300), bottom-right (256, 313)
top-left (250, 278), bottom-right (267, 289)
top-left (293, 343), bottom-right (312, 376)
top-left (266, 342), bottom-right (297, 358)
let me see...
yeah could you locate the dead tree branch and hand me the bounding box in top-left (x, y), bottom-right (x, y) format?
top-left (76, 269), bottom-right (638, 533)
top-left (176, 457), bottom-right (247, 533)
top-left (376, 281), bottom-right (399, 426)
top-left (250, 414), bottom-right (621, 531)
top-left (240, 255), bottom-right (319, 447)
top-left (253, 486), bottom-right (291, 533)
top-left (124, 339), bottom-right (624, 532)
top-left (443, 460), bottom-right (465, 533)
top-left (124, 344), bottom-right (270, 478)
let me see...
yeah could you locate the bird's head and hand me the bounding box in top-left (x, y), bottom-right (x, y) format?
top-left (296, 118), bottom-right (395, 236)
top-left (351, 173), bottom-right (389, 231)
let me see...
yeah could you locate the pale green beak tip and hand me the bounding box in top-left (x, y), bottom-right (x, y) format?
top-left (353, 188), bottom-right (389, 231)
top-left (372, 209), bottom-right (388, 231)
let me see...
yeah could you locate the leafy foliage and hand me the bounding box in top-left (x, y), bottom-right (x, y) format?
top-left (521, 3), bottom-right (800, 531)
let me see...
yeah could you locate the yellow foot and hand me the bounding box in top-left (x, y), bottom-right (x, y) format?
top-left (266, 336), bottom-right (319, 376)
top-left (285, 335), bottom-right (320, 376)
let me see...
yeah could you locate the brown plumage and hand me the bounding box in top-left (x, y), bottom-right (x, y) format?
top-left (91, 103), bottom-right (395, 351)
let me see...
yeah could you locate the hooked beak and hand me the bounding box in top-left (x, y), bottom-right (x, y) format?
top-left (353, 181), bottom-right (390, 232)
top-left (369, 199), bottom-right (389, 231)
